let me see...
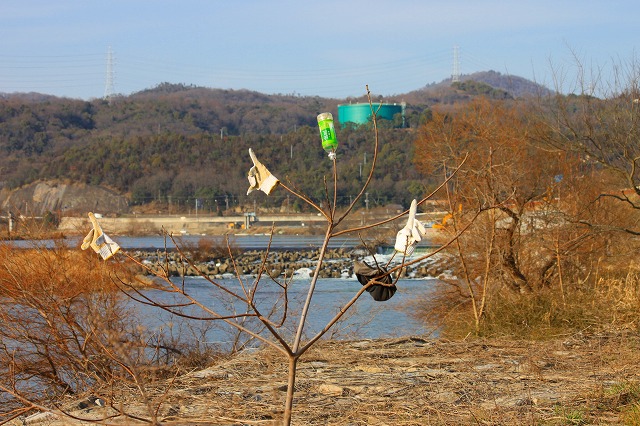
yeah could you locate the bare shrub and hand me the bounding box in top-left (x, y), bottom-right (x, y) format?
top-left (0, 241), bottom-right (197, 422)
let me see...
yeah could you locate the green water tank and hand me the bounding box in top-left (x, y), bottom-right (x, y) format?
top-left (337, 102), bottom-right (405, 126)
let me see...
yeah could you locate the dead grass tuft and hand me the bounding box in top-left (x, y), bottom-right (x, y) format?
top-left (414, 268), bottom-right (640, 340)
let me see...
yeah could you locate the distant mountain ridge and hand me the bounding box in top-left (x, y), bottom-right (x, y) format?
top-left (397, 70), bottom-right (552, 104)
top-left (0, 71), bottom-right (553, 209)
top-left (455, 70), bottom-right (552, 98)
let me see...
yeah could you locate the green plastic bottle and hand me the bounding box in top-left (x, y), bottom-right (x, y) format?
top-left (317, 112), bottom-right (338, 159)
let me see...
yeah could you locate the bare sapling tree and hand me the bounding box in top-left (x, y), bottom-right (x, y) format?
top-left (7, 87), bottom-right (470, 425)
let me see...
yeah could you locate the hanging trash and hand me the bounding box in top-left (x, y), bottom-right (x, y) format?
top-left (317, 112), bottom-right (338, 160)
top-left (247, 148), bottom-right (280, 195)
top-left (81, 212), bottom-right (120, 260)
top-left (354, 260), bottom-right (397, 301)
top-left (394, 199), bottom-right (427, 256)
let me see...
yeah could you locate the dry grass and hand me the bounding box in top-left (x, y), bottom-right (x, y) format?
top-left (412, 266), bottom-right (640, 341)
top-left (13, 331), bottom-right (640, 425)
top-left (0, 244), bottom-right (123, 296)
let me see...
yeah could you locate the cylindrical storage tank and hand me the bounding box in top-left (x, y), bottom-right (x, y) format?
top-left (337, 103), bottom-right (404, 126)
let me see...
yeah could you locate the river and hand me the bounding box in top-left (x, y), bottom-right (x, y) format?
top-left (131, 274), bottom-right (438, 351)
top-left (4, 234), bottom-right (436, 251)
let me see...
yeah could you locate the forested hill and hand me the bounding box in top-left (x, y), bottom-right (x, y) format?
top-left (0, 73), bottom-right (550, 213)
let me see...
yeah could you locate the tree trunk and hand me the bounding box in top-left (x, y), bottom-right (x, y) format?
top-left (283, 355), bottom-right (299, 426)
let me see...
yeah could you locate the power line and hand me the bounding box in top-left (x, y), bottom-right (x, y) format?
top-left (0, 49), bottom-right (457, 99)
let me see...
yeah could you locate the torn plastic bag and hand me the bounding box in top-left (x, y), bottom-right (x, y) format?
top-left (354, 260), bottom-right (397, 302)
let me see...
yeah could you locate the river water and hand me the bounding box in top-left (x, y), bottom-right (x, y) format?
top-left (5, 234), bottom-right (436, 251)
top-left (5, 235), bottom-right (366, 250)
top-left (132, 274), bottom-right (438, 351)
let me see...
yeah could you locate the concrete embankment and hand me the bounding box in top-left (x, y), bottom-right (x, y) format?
top-left (59, 214), bottom-right (329, 235)
top-left (57, 207), bottom-right (447, 235)
top-left (58, 214), bottom-right (441, 240)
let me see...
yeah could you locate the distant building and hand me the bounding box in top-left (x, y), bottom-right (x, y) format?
top-left (337, 102), bottom-right (406, 127)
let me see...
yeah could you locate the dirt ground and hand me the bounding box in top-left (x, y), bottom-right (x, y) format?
top-left (18, 329), bottom-right (640, 426)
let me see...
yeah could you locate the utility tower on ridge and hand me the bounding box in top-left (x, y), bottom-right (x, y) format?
top-left (104, 46), bottom-right (115, 103)
top-left (451, 45), bottom-right (460, 83)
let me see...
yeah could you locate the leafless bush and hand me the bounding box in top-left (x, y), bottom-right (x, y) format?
top-left (0, 241), bottom-right (206, 423)
top-left (410, 88), bottom-right (640, 339)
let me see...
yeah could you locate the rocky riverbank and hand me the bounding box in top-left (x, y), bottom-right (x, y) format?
top-left (132, 247), bottom-right (453, 280)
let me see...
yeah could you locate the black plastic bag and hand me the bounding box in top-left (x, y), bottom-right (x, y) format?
top-left (353, 260), bottom-right (397, 302)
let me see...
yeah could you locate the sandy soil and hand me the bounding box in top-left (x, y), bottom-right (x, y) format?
top-left (16, 329), bottom-right (640, 425)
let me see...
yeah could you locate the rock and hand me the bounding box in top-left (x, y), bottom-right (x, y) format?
top-left (269, 267), bottom-right (282, 278)
top-left (22, 411), bottom-right (57, 425)
top-left (318, 383), bottom-right (344, 396)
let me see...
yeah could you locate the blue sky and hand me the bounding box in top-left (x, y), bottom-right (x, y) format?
top-left (1, 1), bottom-right (638, 100)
